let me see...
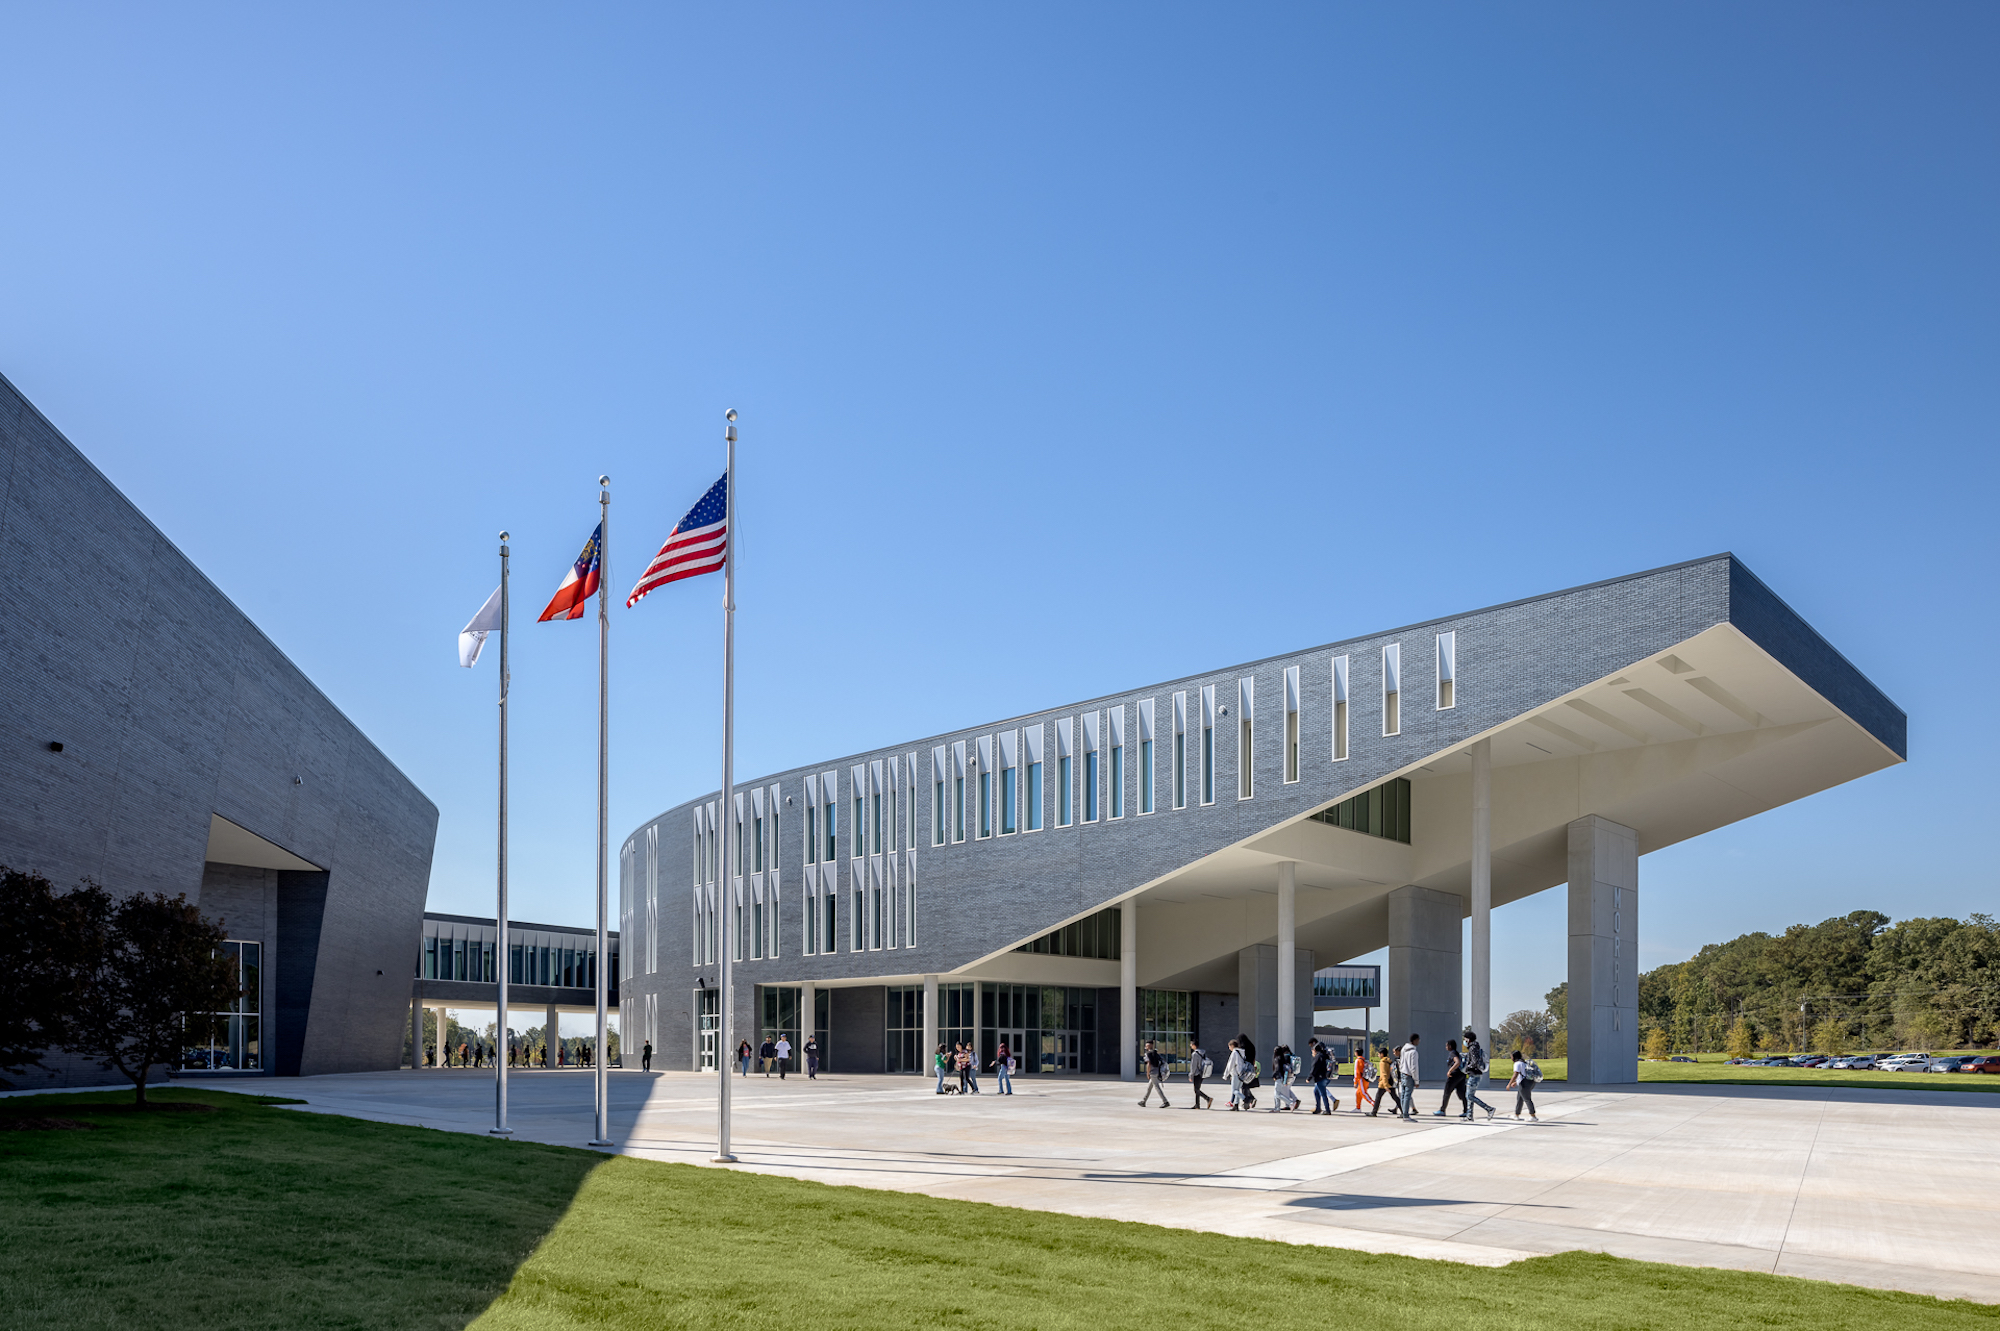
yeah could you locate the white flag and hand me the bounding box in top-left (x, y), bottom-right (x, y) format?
top-left (459, 586), bottom-right (503, 668)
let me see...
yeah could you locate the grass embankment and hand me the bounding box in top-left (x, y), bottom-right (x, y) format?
top-left (3, 1088), bottom-right (1996, 1331)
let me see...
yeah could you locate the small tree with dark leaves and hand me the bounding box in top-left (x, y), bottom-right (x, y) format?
top-left (65, 891), bottom-right (240, 1106)
top-left (0, 866), bottom-right (99, 1079)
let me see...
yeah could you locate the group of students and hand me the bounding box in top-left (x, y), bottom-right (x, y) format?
top-left (425, 1039), bottom-right (602, 1069)
top-left (934, 1039), bottom-right (1016, 1094)
top-left (734, 1034), bottom-right (821, 1079)
top-left (1139, 1028), bottom-right (1543, 1121)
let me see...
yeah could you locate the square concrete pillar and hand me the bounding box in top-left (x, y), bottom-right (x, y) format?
top-left (1567, 815), bottom-right (1638, 1085)
top-left (1235, 944), bottom-right (1314, 1062)
top-left (1386, 884), bottom-right (1461, 1080)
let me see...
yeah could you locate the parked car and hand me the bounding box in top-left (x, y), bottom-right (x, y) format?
top-left (1669, 1056), bottom-right (1696, 1063)
top-left (1926, 1056), bottom-right (1971, 1073)
top-left (1957, 1056), bottom-right (2000, 1074)
top-left (1846, 1055), bottom-right (1879, 1069)
top-left (1879, 1054), bottom-right (1930, 1072)
top-left (1795, 1056), bottom-right (1829, 1067)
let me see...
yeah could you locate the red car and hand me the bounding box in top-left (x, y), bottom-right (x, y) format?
top-left (1954, 1056), bottom-right (2000, 1074)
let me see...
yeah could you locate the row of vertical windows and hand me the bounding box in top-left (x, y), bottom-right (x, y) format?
top-left (1308, 777), bottom-right (1413, 843)
top-left (1012, 906), bottom-right (1122, 959)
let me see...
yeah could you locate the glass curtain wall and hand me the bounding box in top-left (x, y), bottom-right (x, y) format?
top-left (886, 985), bottom-right (924, 1073)
top-left (1138, 988), bottom-right (1192, 1076)
top-left (181, 940), bottom-right (260, 1070)
top-left (979, 984), bottom-right (1100, 1075)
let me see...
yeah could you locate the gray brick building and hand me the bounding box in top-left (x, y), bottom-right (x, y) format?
top-left (0, 370), bottom-right (439, 1086)
top-left (620, 558), bottom-right (1902, 1089)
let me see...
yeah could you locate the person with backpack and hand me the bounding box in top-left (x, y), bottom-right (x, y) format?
top-left (1269, 1044), bottom-right (1300, 1111)
top-left (1461, 1029), bottom-right (1495, 1121)
top-left (1397, 1034), bottom-right (1422, 1121)
top-left (1368, 1044), bottom-right (1401, 1117)
top-left (1436, 1039), bottom-right (1468, 1117)
top-left (992, 1039), bottom-right (1014, 1095)
top-left (1309, 1040), bottom-right (1335, 1114)
top-left (804, 1035), bottom-right (820, 1079)
top-left (1225, 1038), bottom-right (1257, 1111)
top-left (1138, 1040), bottom-right (1172, 1107)
top-left (1188, 1041), bottom-right (1214, 1109)
top-left (1506, 1048), bottom-right (1541, 1120)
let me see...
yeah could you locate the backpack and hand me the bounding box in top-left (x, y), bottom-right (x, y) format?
top-left (1520, 1059), bottom-right (1542, 1085)
top-left (1197, 1053), bottom-right (1215, 1078)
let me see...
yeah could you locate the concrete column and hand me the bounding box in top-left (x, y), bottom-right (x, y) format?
top-left (1119, 901), bottom-right (1138, 1081)
top-left (1567, 815), bottom-right (1638, 1085)
top-left (799, 982), bottom-right (816, 1047)
top-left (546, 1001), bottom-right (560, 1068)
top-left (409, 995), bottom-right (422, 1070)
top-left (921, 974), bottom-right (939, 1072)
top-left (1276, 862), bottom-right (1297, 1059)
top-left (1470, 738), bottom-right (1492, 1056)
top-left (1386, 885), bottom-right (1462, 1080)
top-left (430, 1005), bottom-right (446, 1067)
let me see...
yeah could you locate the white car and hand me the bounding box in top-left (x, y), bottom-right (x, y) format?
top-left (1879, 1054), bottom-right (1929, 1072)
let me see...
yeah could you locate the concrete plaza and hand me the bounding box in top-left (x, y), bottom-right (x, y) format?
top-left (268, 1068), bottom-right (2000, 1304)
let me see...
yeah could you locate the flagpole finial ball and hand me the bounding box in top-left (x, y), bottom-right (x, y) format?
top-left (598, 474), bottom-right (610, 487)
top-left (725, 408), bottom-right (737, 422)
top-left (499, 530), bottom-right (509, 542)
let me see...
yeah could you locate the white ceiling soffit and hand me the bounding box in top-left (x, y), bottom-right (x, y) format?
top-left (205, 815), bottom-right (323, 872)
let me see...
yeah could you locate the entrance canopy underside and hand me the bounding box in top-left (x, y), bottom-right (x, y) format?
top-left (960, 621), bottom-right (1900, 995)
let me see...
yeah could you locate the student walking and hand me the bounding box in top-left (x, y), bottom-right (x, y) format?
top-left (1398, 1035), bottom-right (1421, 1121)
top-left (1188, 1041), bottom-right (1214, 1109)
top-left (964, 1043), bottom-right (981, 1094)
top-left (1309, 1041), bottom-right (1335, 1114)
top-left (993, 1040), bottom-right (1014, 1095)
top-left (1507, 1049), bottom-right (1541, 1120)
top-left (1227, 1036), bottom-right (1258, 1110)
top-left (1368, 1045), bottom-right (1400, 1117)
top-left (774, 1034), bottom-right (792, 1079)
top-left (641, 1040), bottom-right (653, 1072)
top-left (1351, 1045), bottom-right (1373, 1110)
top-left (737, 1039), bottom-right (753, 1076)
top-left (1138, 1040), bottom-right (1172, 1107)
top-left (1461, 1030), bottom-right (1496, 1120)
top-left (1436, 1039), bottom-right (1468, 1117)
top-left (759, 1037), bottom-right (776, 1076)
top-left (1269, 1045), bottom-right (1299, 1111)
top-left (804, 1035), bottom-right (820, 1079)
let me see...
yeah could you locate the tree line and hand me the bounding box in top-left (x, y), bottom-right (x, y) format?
top-left (1490, 910), bottom-right (2000, 1060)
top-left (0, 866), bottom-right (241, 1104)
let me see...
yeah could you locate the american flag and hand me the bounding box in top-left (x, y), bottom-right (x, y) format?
top-left (626, 473), bottom-right (728, 607)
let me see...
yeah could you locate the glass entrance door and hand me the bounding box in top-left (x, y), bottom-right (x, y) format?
top-left (697, 988), bottom-right (719, 1071)
top-left (1040, 1030), bottom-right (1082, 1073)
top-left (995, 1028), bottom-right (1025, 1075)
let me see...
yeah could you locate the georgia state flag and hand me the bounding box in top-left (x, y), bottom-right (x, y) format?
top-left (538, 524), bottom-right (602, 622)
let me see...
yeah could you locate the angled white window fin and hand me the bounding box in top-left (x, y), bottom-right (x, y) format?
top-left (1436, 631), bottom-right (1456, 711)
top-left (1382, 643), bottom-right (1401, 737)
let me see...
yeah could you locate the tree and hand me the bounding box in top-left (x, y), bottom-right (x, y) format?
top-left (0, 867), bottom-right (97, 1077)
top-left (1494, 1008), bottom-right (1553, 1057)
top-left (1726, 1016), bottom-right (1756, 1060)
top-left (1643, 1027), bottom-right (1671, 1060)
top-left (65, 891), bottom-right (241, 1106)
top-left (1811, 1016), bottom-right (1846, 1057)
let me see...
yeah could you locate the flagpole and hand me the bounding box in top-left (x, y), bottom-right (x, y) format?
top-left (590, 477), bottom-right (614, 1148)
top-left (714, 409), bottom-right (739, 1164)
top-left (493, 532), bottom-right (513, 1137)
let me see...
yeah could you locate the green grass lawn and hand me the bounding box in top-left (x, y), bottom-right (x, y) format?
top-left (3, 1088), bottom-right (1997, 1331)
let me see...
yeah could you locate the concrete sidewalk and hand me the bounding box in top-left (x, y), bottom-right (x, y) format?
top-left (277, 1069), bottom-right (2000, 1303)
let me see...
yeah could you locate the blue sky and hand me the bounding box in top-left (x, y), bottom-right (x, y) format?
top-left (2, 6), bottom-right (1993, 1018)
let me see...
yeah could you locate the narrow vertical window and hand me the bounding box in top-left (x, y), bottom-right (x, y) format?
top-left (1332, 656), bottom-right (1350, 761)
top-left (1436, 631), bottom-right (1456, 710)
top-left (933, 778), bottom-right (945, 845)
top-left (1238, 679), bottom-right (1254, 799)
top-left (824, 796), bottom-right (838, 862)
top-left (1058, 755), bottom-right (1072, 825)
top-left (1140, 738), bottom-right (1153, 812)
top-left (1085, 749), bottom-right (1099, 821)
top-left (1026, 760), bottom-right (1042, 829)
top-left (1173, 692), bottom-right (1188, 810)
top-left (752, 901), bottom-right (764, 958)
top-left (805, 804), bottom-right (817, 865)
top-left (954, 775), bottom-right (965, 842)
top-left (872, 882), bottom-right (884, 949)
top-left (1284, 665), bottom-right (1301, 783)
top-left (907, 756), bottom-right (918, 849)
top-left (853, 792), bottom-right (865, 857)
top-left (1383, 643), bottom-right (1402, 736)
top-left (1001, 764), bottom-right (1016, 833)
top-left (979, 770), bottom-right (992, 837)
top-left (1110, 743), bottom-right (1123, 817)
top-left (736, 813), bottom-right (746, 876)
top-left (754, 814), bottom-right (765, 873)
top-left (734, 900), bottom-right (744, 961)
top-left (906, 864), bottom-right (916, 943)
top-left (825, 891), bottom-right (838, 953)
top-left (851, 886), bottom-right (863, 950)
top-left (1202, 728), bottom-right (1214, 803)
top-left (872, 785), bottom-right (883, 854)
